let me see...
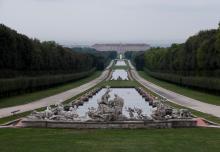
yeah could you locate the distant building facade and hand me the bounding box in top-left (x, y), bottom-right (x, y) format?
top-left (92, 43), bottom-right (150, 52)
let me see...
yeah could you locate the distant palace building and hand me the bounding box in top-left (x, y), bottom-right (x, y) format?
top-left (92, 43), bottom-right (150, 52)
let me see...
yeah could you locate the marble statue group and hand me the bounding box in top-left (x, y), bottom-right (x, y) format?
top-left (26, 86), bottom-right (192, 122)
top-left (88, 87), bottom-right (125, 121)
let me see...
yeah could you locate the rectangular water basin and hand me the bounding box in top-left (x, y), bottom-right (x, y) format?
top-left (76, 88), bottom-right (153, 118)
top-left (111, 69), bottom-right (129, 80)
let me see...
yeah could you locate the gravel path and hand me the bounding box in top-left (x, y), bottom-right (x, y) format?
top-left (128, 60), bottom-right (220, 118)
top-left (0, 70), bottom-right (109, 118)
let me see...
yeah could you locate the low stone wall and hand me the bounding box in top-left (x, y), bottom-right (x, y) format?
top-left (21, 119), bottom-right (197, 129)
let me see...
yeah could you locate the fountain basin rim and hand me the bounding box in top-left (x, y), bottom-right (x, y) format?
top-left (21, 119), bottom-right (197, 129)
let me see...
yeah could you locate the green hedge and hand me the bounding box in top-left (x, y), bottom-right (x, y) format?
top-left (144, 68), bottom-right (220, 92)
top-left (0, 68), bottom-right (96, 97)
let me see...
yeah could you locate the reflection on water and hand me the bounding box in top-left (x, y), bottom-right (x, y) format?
top-left (115, 60), bottom-right (126, 66)
top-left (76, 88), bottom-right (153, 118)
top-left (111, 69), bottom-right (128, 80)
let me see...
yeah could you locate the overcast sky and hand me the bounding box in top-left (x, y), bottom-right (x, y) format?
top-left (0, 0), bottom-right (220, 46)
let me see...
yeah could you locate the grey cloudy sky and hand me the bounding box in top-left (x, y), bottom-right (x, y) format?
top-left (0, 0), bottom-right (220, 46)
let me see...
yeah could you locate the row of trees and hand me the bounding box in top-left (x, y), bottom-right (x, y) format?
top-left (72, 47), bottom-right (117, 70)
top-left (144, 24), bottom-right (220, 77)
top-left (124, 51), bottom-right (145, 70)
top-left (0, 69), bottom-right (95, 97)
top-left (0, 24), bottom-right (117, 97)
top-left (128, 23), bottom-right (220, 92)
top-left (0, 24), bottom-right (116, 78)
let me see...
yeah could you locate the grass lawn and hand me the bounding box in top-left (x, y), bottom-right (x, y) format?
top-left (0, 111), bottom-right (31, 125)
top-left (101, 80), bottom-right (138, 88)
top-left (111, 66), bottom-right (129, 70)
top-left (0, 71), bottom-right (101, 108)
top-left (166, 101), bottom-right (220, 124)
top-left (111, 59), bottom-right (129, 70)
top-left (0, 128), bottom-right (220, 152)
top-left (138, 71), bottom-right (220, 105)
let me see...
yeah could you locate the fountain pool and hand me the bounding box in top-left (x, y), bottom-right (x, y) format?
top-left (111, 69), bottom-right (128, 80)
top-left (76, 88), bottom-right (153, 118)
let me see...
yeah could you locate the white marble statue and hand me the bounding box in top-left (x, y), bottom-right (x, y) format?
top-left (88, 88), bottom-right (125, 121)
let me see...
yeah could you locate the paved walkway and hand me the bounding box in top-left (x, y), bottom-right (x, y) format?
top-left (106, 60), bottom-right (114, 70)
top-left (0, 70), bottom-right (109, 118)
top-left (128, 60), bottom-right (220, 118)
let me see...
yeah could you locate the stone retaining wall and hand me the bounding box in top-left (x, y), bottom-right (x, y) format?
top-left (21, 119), bottom-right (197, 129)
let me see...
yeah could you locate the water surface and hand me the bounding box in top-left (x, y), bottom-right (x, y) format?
top-left (111, 69), bottom-right (128, 80)
top-left (76, 88), bottom-right (153, 118)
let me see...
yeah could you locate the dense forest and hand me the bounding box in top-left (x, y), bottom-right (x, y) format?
top-left (127, 24), bottom-right (220, 92)
top-left (71, 47), bottom-right (117, 70)
top-left (0, 24), bottom-right (116, 97)
top-left (124, 51), bottom-right (145, 71)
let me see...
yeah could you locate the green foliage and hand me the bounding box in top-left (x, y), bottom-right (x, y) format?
top-left (143, 28), bottom-right (220, 76)
top-left (134, 24), bottom-right (220, 91)
top-left (0, 68), bottom-right (96, 97)
top-left (0, 71), bottom-right (101, 108)
top-left (0, 24), bottom-right (117, 97)
top-left (139, 71), bottom-right (220, 105)
top-left (72, 47), bottom-right (117, 70)
top-left (101, 80), bottom-right (138, 88)
top-left (0, 24), bottom-right (111, 78)
top-left (124, 51), bottom-right (145, 70)
top-left (144, 68), bottom-right (220, 92)
top-left (124, 51), bottom-right (134, 59)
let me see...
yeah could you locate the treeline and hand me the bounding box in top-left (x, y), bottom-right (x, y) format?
top-left (72, 47), bottom-right (117, 70)
top-left (0, 24), bottom-right (116, 97)
top-left (124, 51), bottom-right (145, 70)
top-left (0, 24), bottom-right (96, 78)
top-left (0, 68), bottom-right (95, 97)
top-left (144, 69), bottom-right (220, 92)
top-left (129, 23), bottom-right (220, 92)
top-left (144, 25), bottom-right (220, 77)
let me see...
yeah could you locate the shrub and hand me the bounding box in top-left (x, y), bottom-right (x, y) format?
top-left (0, 68), bottom-right (96, 97)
